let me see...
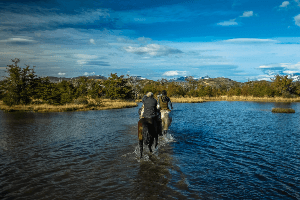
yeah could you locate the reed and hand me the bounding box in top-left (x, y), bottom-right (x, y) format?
top-left (0, 99), bottom-right (137, 112)
top-left (271, 108), bottom-right (295, 113)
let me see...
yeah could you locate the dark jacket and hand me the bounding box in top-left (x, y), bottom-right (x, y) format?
top-left (158, 95), bottom-right (172, 110)
top-left (142, 96), bottom-right (158, 118)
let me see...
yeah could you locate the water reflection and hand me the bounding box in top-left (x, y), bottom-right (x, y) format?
top-left (1, 101), bottom-right (300, 199)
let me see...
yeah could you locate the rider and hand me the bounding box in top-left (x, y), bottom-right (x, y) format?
top-left (141, 92), bottom-right (159, 133)
top-left (157, 90), bottom-right (173, 135)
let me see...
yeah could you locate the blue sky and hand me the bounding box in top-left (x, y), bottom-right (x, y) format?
top-left (1, 0), bottom-right (300, 82)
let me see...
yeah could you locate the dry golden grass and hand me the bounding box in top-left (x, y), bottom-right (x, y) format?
top-left (2, 95), bottom-right (300, 112)
top-left (99, 99), bottom-right (138, 110)
top-left (0, 99), bottom-right (137, 113)
top-left (272, 108), bottom-right (295, 113)
top-left (170, 97), bottom-right (205, 103)
top-left (170, 96), bottom-right (300, 103)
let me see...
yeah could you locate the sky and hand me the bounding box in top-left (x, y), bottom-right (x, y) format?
top-left (1, 0), bottom-right (300, 82)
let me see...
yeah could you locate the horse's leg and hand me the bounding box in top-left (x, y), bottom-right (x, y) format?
top-left (138, 120), bottom-right (144, 158)
top-left (139, 140), bottom-right (143, 158)
top-left (148, 135), bottom-right (153, 153)
top-left (154, 118), bottom-right (159, 148)
top-left (154, 133), bottom-right (158, 149)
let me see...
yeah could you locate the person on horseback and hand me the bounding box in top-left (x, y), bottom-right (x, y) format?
top-left (157, 90), bottom-right (173, 135)
top-left (138, 92), bottom-right (159, 158)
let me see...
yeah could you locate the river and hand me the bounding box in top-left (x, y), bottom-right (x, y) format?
top-left (1, 101), bottom-right (300, 199)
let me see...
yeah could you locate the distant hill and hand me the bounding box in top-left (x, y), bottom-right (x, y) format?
top-left (48, 75), bottom-right (107, 83)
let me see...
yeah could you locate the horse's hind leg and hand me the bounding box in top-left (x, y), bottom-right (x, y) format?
top-left (148, 135), bottom-right (153, 153)
top-left (154, 134), bottom-right (158, 148)
top-left (139, 140), bottom-right (143, 158)
top-left (138, 120), bottom-right (144, 158)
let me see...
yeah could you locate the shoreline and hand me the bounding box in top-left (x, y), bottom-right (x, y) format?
top-left (1, 96), bottom-right (300, 112)
top-left (0, 99), bottom-right (138, 113)
top-left (170, 96), bottom-right (300, 103)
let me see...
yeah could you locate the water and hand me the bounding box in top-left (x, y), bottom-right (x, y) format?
top-left (1, 101), bottom-right (300, 199)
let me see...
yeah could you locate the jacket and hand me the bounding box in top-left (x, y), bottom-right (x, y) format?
top-left (142, 96), bottom-right (158, 118)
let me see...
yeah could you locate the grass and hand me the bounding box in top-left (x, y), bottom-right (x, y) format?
top-left (0, 99), bottom-right (138, 113)
top-left (170, 96), bottom-right (300, 103)
top-left (2, 95), bottom-right (300, 112)
top-left (271, 108), bottom-right (295, 113)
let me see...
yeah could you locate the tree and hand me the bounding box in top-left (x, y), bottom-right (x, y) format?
top-left (0, 80), bottom-right (5, 100)
top-left (33, 77), bottom-right (53, 101)
top-left (103, 73), bottom-right (134, 99)
top-left (2, 58), bottom-right (37, 106)
top-left (166, 82), bottom-right (186, 97)
top-left (271, 75), bottom-right (294, 97)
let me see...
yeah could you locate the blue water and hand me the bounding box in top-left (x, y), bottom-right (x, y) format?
top-left (170, 101), bottom-right (300, 199)
top-left (1, 101), bottom-right (300, 199)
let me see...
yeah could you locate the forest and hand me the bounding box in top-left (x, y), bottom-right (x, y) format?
top-left (1, 58), bottom-right (300, 106)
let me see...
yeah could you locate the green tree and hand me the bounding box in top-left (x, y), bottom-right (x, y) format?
top-left (271, 75), bottom-right (294, 97)
top-left (74, 77), bottom-right (89, 98)
top-left (33, 77), bottom-right (53, 101)
top-left (166, 82), bottom-right (186, 97)
top-left (103, 73), bottom-right (134, 99)
top-left (0, 80), bottom-right (5, 100)
top-left (57, 80), bottom-right (75, 104)
top-left (2, 59), bottom-right (37, 106)
top-left (87, 80), bottom-right (102, 99)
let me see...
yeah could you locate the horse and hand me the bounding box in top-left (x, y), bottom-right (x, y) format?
top-left (138, 117), bottom-right (162, 158)
top-left (138, 104), bottom-right (162, 158)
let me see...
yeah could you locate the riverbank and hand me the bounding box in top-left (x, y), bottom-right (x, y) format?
top-left (0, 99), bottom-right (138, 112)
top-left (170, 96), bottom-right (300, 103)
top-left (2, 96), bottom-right (300, 112)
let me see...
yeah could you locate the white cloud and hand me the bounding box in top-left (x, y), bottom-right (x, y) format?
top-left (90, 39), bottom-right (95, 44)
top-left (75, 54), bottom-right (98, 65)
top-left (224, 38), bottom-right (279, 43)
top-left (217, 11), bottom-right (256, 27)
top-left (258, 62), bottom-right (300, 77)
top-left (137, 37), bottom-right (152, 44)
top-left (217, 19), bottom-right (238, 26)
top-left (281, 62), bottom-right (300, 69)
top-left (75, 54), bottom-right (98, 59)
top-left (240, 11), bottom-right (253, 17)
top-left (283, 70), bottom-right (300, 74)
top-left (58, 72), bottom-right (66, 76)
top-left (280, 1), bottom-right (290, 7)
top-left (0, 7), bottom-right (110, 31)
top-left (0, 37), bottom-right (36, 43)
top-left (294, 14), bottom-right (300, 26)
top-left (77, 60), bottom-right (87, 65)
top-left (163, 70), bottom-right (187, 76)
top-left (259, 65), bottom-right (274, 69)
top-left (124, 44), bottom-right (182, 56)
top-left (83, 72), bottom-right (95, 76)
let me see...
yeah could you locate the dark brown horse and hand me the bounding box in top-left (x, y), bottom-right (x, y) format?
top-left (138, 117), bottom-right (161, 158)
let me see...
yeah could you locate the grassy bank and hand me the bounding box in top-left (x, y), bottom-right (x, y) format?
top-left (2, 95), bottom-right (300, 112)
top-left (170, 96), bottom-right (300, 103)
top-left (272, 108), bottom-right (295, 113)
top-left (0, 99), bottom-right (138, 113)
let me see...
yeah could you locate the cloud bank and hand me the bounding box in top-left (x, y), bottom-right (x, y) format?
top-left (124, 44), bottom-right (182, 56)
top-left (280, 1), bottom-right (290, 8)
top-left (163, 71), bottom-right (187, 76)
